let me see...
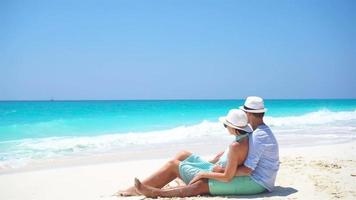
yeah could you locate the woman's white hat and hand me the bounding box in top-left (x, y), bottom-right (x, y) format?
top-left (239, 96), bottom-right (267, 113)
top-left (219, 109), bottom-right (253, 133)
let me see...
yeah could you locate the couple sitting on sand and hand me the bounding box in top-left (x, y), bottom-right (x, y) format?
top-left (119, 96), bottom-right (280, 198)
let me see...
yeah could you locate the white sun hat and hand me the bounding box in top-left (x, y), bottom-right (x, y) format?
top-left (239, 96), bottom-right (267, 113)
top-left (219, 109), bottom-right (253, 133)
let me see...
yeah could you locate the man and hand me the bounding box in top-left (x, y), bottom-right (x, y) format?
top-left (235, 96), bottom-right (280, 192)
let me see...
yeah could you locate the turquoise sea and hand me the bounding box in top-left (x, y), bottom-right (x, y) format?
top-left (1, 99), bottom-right (356, 169)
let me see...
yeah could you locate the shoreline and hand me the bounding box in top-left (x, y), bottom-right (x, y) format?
top-left (1, 136), bottom-right (354, 175)
top-left (0, 141), bottom-right (355, 199)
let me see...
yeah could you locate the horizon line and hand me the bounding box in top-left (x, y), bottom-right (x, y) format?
top-left (1, 97), bottom-right (356, 102)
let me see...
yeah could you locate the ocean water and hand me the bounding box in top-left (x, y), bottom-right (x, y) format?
top-left (1, 99), bottom-right (356, 169)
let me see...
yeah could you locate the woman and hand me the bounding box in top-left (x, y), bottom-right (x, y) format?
top-left (119, 109), bottom-right (262, 197)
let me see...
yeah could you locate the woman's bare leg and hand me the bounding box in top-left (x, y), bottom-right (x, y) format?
top-left (117, 150), bottom-right (192, 196)
top-left (135, 178), bottom-right (210, 198)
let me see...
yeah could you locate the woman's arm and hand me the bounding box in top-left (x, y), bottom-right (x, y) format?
top-left (209, 151), bottom-right (224, 163)
top-left (190, 141), bottom-right (248, 184)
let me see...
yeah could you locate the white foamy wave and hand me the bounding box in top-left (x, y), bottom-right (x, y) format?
top-left (1, 109), bottom-right (356, 170)
top-left (265, 109), bottom-right (356, 127)
top-left (0, 121), bottom-right (227, 169)
top-left (17, 120), bottom-right (223, 150)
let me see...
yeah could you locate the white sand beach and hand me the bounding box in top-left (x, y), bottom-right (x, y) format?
top-left (0, 141), bottom-right (355, 200)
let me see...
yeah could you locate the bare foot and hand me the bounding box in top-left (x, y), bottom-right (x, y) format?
top-left (115, 187), bottom-right (140, 196)
top-left (134, 178), bottom-right (159, 198)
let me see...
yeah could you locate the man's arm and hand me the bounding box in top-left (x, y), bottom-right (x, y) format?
top-left (235, 165), bottom-right (253, 176)
top-left (237, 131), bottom-right (266, 176)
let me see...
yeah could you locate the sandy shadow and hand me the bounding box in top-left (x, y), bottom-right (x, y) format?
top-left (226, 186), bottom-right (298, 199)
top-left (112, 186), bottom-right (298, 199)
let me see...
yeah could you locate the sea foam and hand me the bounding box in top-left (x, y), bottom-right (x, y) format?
top-left (265, 109), bottom-right (356, 127)
top-left (1, 109), bottom-right (355, 169)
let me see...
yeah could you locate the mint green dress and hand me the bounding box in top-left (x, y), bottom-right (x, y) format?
top-left (178, 134), bottom-right (266, 195)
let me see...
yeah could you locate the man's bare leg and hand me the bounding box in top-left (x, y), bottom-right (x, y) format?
top-left (135, 178), bottom-right (210, 198)
top-left (117, 150), bottom-right (192, 196)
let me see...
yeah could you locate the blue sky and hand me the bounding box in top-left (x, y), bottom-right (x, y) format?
top-left (1, 0), bottom-right (355, 100)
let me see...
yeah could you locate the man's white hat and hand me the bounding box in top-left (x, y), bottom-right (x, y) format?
top-left (239, 96), bottom-right (267, 113)
top-left (219, 109), bottom-right (253, 133)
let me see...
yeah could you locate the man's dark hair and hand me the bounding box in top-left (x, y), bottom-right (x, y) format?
top-left (252, 112), bottom-right (265, 118)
